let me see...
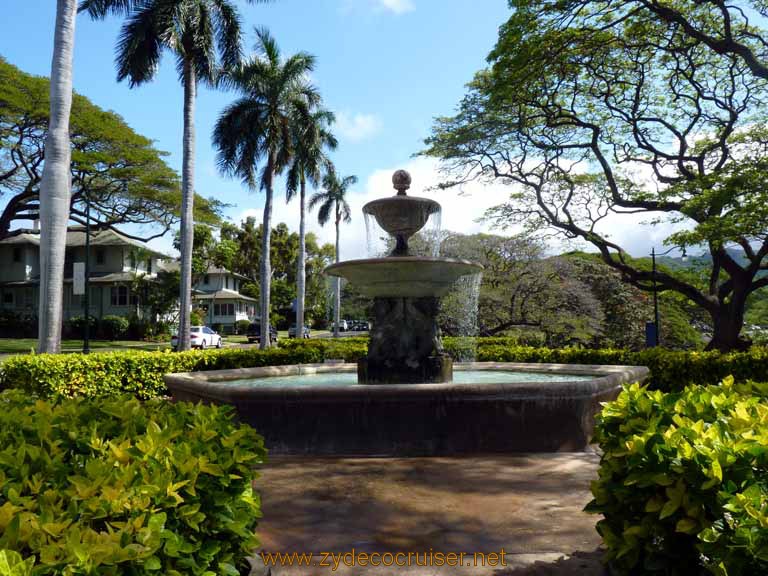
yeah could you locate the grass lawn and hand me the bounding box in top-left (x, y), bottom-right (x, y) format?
top-left (0, 339), bottom-right (171, 354)
top-left (0, 329), bottom-right (346, 354)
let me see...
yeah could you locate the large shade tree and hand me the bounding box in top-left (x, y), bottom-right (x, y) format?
top-left (0, 58), bottom-right (223, 240)
top-left (424, 0), bottom-right (768, 351)
top-left (310, 169), bottom-right (356, 337)
top-left (213, 28), bottom-right (318, 349)
top-left (79, 0), bottom-right (264, 351)
top-left (286, 107), bottom-right (336, 336)
top-left (37, 0), bottom-right (79, 353)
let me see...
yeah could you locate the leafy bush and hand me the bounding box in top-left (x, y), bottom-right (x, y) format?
top-left (0, 310), bottom-right (36, 339)
top-left (0, 390), bottom-right (266, 575)
top-left (65, 315), bottom-right (98, 339)
top-left (100, 315), bottom-right (130, 340)
top-left (236, 320), bottom-right (251, 334)
top-left (0, 346), bottom-right (322, 399)
top-left (587, 378), bottom-right (768, 576)
top-left (190, 308), bottom-right (206, 326)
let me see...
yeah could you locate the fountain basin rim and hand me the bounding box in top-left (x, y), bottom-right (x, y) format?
top-left (164, 362), bottom-right (649, 403)
top-left (324, 257), bottom-right (484, 298)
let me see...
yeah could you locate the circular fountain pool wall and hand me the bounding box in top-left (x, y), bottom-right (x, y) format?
top-left (164, 362), bottom-right (648, 455)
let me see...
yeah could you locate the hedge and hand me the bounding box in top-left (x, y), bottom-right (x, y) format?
top-left (0, 347), bottom-right (322, 399)
top-left (279, 339), bottom-right (768, 392)
top-left (4, 339), bottom-right (768, 399)
top-left (0, 390), bottom-right (266, 575)
top-left (587, 378), bottom-right (768, 575)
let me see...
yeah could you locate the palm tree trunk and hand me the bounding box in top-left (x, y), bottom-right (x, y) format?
top-left (177, 58), bottom-right (196, 351)
top-left (333, 206), bottom-right (341, 338)
top-left (260, 152), bottom-right (275, 350)
top-left (296, 174), bottom-right (306, 337)
top-left (38, 0), bottom-right (78, 354)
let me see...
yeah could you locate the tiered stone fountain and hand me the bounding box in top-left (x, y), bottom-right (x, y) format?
top-left (164, 170), bottom-right (648, 455)
top-left (325, 170), bottom-right (482, 384)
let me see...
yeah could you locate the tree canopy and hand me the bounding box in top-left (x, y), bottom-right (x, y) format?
top-left (424, 0), bottom-right (768, 351)
top-left (0, 57), bottom-right (223, 240)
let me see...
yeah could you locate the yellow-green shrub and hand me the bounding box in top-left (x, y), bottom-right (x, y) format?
top-left (0, 390), bottom-right (267, 575)
top-left (587, 378), bottom-right (768, 575)
top-left (0, 347), bottom-right (322, 399)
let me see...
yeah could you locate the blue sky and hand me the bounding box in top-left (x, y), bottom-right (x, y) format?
top-left (0, 0), bottom-right (523, 258)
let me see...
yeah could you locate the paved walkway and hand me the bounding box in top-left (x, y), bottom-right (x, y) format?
top-left (253, 454), bottom-right (607, 576)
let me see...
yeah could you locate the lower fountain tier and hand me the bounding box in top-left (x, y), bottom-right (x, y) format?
top-left (324, 257), bottom-right (483, 298)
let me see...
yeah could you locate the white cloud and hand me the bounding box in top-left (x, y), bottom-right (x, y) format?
top-left (377, 0), bottom-right (415, 14)
top-left (335, 112), bottom-right (383, 143)
top-left (340, 0), bottom-right (415, 15)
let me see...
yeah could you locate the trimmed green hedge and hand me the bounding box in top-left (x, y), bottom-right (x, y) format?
top-left (0, 347), bottom-right (322, 399)
top-left (279, 339), bottom-right (768, 392)
top-left (4, 339), bottom-right (768, 399)
top-left (587, 378), bottom-right (768, 575)
top-left (0, 390), bottom-right (266, 575)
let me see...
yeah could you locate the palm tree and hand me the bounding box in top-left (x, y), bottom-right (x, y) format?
top-left (286, 108), bottom-right (337, 336)
top-left (38, 0), bottom-right (79, 354)
top-left (213, 27), bottom-right (318, 349)
top-left (79, 0), bottom-right (253, 351)
top-left (310, 169), bottom-right (356, 338)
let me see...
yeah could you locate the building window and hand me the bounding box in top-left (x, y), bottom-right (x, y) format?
top-left (234, 279), bottom-right (238, 292)
top-left (214, 303), bottom-right (235, 316)
top-left (2, 292), bottom-right (13, 306)
top-left (110, 285), bottom-right (129, 306)
top-left (12, 247), bottom-right (22, 263)
top-left (96, 249), bottom-right (105, 265)
top-left (129, 252), bottom-right (137, 270)
top-left (146, 258), bottom-right (152, 274)
top-left (203, 275), bottom-right (210, 285)
top-left (23, 289), bottom-right (33, 308)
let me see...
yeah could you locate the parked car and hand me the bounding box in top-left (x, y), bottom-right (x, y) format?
top-left (350, 320), bottom-right (369, 331)
top-left (171, 325), bottom-right (223, 350)
top-left (288, 324), bottom-right (311, 338)
top-left (246, 322), bottom-right (278, 344)
top-left (331, 319), bottom-right (348, 332)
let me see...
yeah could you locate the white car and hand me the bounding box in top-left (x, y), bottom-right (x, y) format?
top-left (171, 326), bottom-right (223, 350)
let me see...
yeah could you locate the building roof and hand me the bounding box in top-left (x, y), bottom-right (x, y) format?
top-left (1, 271), bottom-right (160, 286)
top-left (0, 228), bottom-right (170, 258)
top-left (160, 261), bottom-right (251, 281)
top-left (193, 289), bottom-right (257, 302)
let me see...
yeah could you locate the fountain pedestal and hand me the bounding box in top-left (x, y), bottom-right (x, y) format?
top-left (358, 296), bottom-right (453, 384)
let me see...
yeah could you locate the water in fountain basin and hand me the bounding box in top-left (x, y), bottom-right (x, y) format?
top-left (221, 370), bottom-right (592, 388)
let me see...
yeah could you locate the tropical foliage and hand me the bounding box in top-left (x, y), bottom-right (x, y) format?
top-left (310, 169), bottom-right (356, 336)
top-left (423, 0), bottom-right (768, 352)
top-left (588, 378), bottom-right (768, 575)
top-left (214, 27), bottom-right (318, 349)
top-left (82, 0), bottom-right (251, 351)
top-left (0, 58), bottom-right (222, 240)
top-left (0, 390), bottom-right (266, 575)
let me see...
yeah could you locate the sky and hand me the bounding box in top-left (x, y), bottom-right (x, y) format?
top-left (0, 0), bottom-right (675, 260)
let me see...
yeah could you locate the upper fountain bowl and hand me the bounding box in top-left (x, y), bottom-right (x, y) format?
top-left (325, 256), bottom-right (483, 298)
top-left (363, 196), bottom-right (440, 241)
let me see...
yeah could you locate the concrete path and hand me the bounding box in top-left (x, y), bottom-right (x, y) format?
top-left (254, 454), bottom-right (608, 575)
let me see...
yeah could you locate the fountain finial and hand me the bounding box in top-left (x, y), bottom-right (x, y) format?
top-left (392, 169), bottom-right (411, 196)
